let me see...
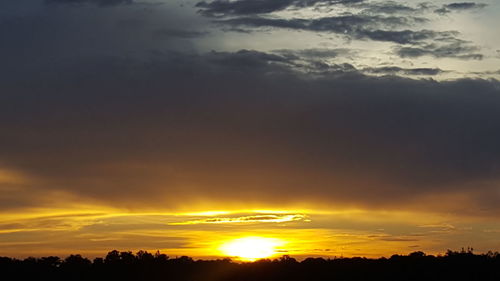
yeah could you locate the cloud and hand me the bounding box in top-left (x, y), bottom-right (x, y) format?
top-left (274, 48), bottom-right (352, 59)
top-left (357, 1), bottom-right (420, 15)
top-left (205, 49), bottom-right (294, 68)
top-left (0, 1), bottom-right (498, 217)
top-left (362, 66), bottom-right (443, 76)
top-left (211, 13), bottom-right (483, 55)
top-left (357, 29), bottom-right (443, 44)
top-left (217, 15), bottom-right (438, 44)
top-left (396, 42), bottom-right (483, 60)
top-left (1, 49), bottom-right (500, 216)
top-left (418, 223), bottom-right (456, 231)
top-left (417, 223), bottom-right (457, 234)
top-left (471, 69), bottom-right (500, 75)
top-left (200, 1), bottom-right (483, 59)
top-left (445, 2), bottom-right (487, 10)
top-left (435, 2), bottom-right (487, 15)
top-left (258, 49), bottom-right (443, 77)
top-left (196, 0), bottom-right (364, 17)
top-left (203, 49), bottom-right (358, 74)
top-left (218, 14), bottom-right (423, 31)
top-left (219, 16), bottom-right (477, 53)
top-left (170, 214), bottom-right (309, 225)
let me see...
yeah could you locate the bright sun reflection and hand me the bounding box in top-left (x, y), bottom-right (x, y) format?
top-left (220, 237), bottom-right (284, 261)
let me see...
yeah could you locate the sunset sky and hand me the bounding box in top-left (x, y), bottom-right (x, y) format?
top-left (1, 0), bottom-right (500, 260)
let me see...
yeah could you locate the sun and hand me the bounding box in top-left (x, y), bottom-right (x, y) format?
top-left (219, 237), bottom-right (284, 261)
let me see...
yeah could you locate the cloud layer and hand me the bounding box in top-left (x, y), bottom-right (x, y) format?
top-left (0, 0), bottom-right (499, 216)
top-left (199, 0), bottom-right (487, 60)
top-left (1, 48), bottom-right (500, 215)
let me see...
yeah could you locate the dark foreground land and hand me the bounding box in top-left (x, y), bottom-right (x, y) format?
top-left (1, 249), bottom-right (500, 281)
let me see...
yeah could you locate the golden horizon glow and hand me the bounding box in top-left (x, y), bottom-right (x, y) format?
top-left (219, 237), bottom-right (286, 261)
top-left (0, 204), bottom-right (497, 259)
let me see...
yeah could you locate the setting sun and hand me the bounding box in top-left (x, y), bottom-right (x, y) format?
top-left (219, 237), bottom-right (285, 261)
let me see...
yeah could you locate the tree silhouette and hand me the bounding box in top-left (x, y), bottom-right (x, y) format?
top-left (1, 249), bottom-right (499, 281)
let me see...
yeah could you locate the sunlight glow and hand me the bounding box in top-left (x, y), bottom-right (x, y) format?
top-left (219, 237), bottom-right (285, 261)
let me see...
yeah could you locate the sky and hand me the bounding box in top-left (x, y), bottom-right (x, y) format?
top-left (1, 0), bottom-right (500, 260)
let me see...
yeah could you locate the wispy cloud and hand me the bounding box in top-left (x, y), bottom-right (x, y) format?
top-left (435, 2), bottom-right (487, 15)
top-left (417, 223), bottom-right (457, 234)
top-left (196, 0), bottom-right (364, 17)
top-left (170, 214), bottom-right (310, 225)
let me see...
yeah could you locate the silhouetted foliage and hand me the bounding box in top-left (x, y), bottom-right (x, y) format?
top-left (1, 249), bottom-right (500, 281)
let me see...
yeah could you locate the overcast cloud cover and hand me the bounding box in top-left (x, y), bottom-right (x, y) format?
top-left (1, 0), bottom-right (500, 217)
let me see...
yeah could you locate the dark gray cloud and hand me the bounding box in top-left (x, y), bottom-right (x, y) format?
top-left (274, 48), bottom-right (352, 59)
top-left (199, 1), bottom-right (484, 59)
top-left (435, 2), bottom-right (487, 14)
top-left (445, 2), bottom-right (487, 10)
top-left (205, 49), bottom-right (357, 74)
top-left (196, 0), bottom-right (295, 16)
top-left (217, 15), bottom-right (437, 44)
top-left (1, 49), bottom-right (500, 215)
top-left (357, 1), bottom-right (419, 14)
top-left (219, 14), bottom-right (422, 31)
top-left (196, 0), bottom-right (364, 17)
top-left (213, 14), bottom-right (485, 60)
top-left (470, 69), bottom-right (500, 77)
top-left (396, 42), bottom-right (483, 60)
top-left (358, 29), bottom-right (444, 44)
top-left (204, 49), bottom-right (295, 71)
top-left (363, 66), bottom-right (443, 76)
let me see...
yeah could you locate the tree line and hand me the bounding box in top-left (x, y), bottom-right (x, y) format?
top-left (1, 248), bottom-right (499, 281)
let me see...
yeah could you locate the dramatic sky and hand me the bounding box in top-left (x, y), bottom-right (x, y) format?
top-left (1, 0), bottom-right (500, 259)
